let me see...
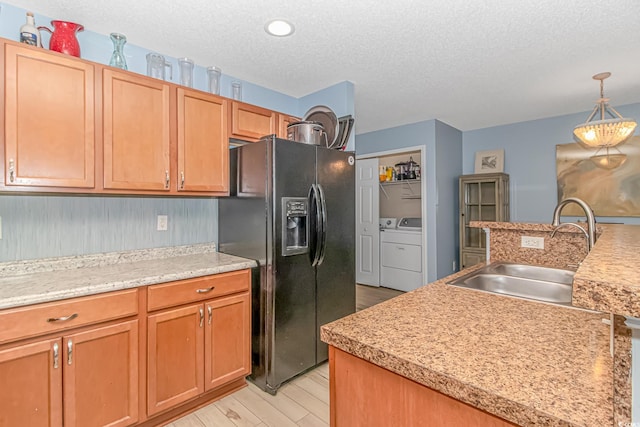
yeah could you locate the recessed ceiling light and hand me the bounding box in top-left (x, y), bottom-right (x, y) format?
top-left (265, 19), bottom-right (295, 37)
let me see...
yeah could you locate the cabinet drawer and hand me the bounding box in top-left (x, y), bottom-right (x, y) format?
top-left (381, 243), bottom-right (422, 272)
top-left (0, 289), bottom-right (138, 344)
top-left (147, 269), bottom-right (250, 311)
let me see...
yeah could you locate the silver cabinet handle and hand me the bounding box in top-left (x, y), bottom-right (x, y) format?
top-left (196, 286), bottom-right (215, 294)
top-left (180, 171), bottom-right (185, 189)
top-left (396, 246), bottom-right (405, 250)
top-left (47, 313), bottom-right (78, 323)
top-left (67, 339), bottom-right (73, 365)
top-left (207, 306), bottom-right (212, 325)
top-left (165, 170), bottom-right (170, 189)
top-left (53, 342), bottom-right (59, 369)
top-left (8, 159), bottom-right (15, 182)
top-left (199, 308), bottom-right (204, 328)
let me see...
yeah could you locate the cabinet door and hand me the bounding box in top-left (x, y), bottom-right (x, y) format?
top-left (0, 338), bottom-right (63, 427)
top-left (204, 293), bottom-right (250, 391)
top-left (63, 320), bottom-right (138, 427)
top-left (277, 114), bottom-right (300, 139)
top-left (356, 158), bottom-right (380, 286)
top-left (103, 69), bottom-right (170, 191)
top-left (147, 304), bottom-right (204, 416)
top-left (4, 44), bottom-right (95, 188)
top-left (230, 102), bottom-right (276, 142)
top-left (176, 88), bottom-right (228, 193)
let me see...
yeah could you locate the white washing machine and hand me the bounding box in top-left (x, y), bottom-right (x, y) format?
top-left (380, 217), bottom-right (423, 292)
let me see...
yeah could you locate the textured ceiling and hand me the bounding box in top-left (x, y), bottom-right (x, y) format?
top-left (6, 0), bottom-right (640, 134)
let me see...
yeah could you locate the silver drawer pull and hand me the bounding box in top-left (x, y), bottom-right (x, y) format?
top-left (67, 339), bottom-right (73, 365)
top-left (47, 313), bottom-right (78, 323)
top-left (196, 286), bottom-right (215, 293)
top-left (53, 343), bottom-right (59, 369)
top-left (396, 246), bottom-right (405, 250)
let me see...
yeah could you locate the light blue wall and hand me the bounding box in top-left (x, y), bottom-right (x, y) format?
top-left (435, 121), bottom-right (463, 275)
top-left (356, 120), bottom-right (435, 155)
top-left (463, 103), bottom-right (640, 224)
top-left (0, 2), bottom-right (355, 262)
top-left (355, 119), bottom-right (462, 281)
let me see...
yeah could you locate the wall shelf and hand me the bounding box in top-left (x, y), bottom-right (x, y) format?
top-left (379, 179), bottom-right (421, 199)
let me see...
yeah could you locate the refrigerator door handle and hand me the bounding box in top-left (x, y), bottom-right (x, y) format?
top-left (309, 184), bottom-right (322, 267)
top-left (316, 184), bottom-right (328, 266)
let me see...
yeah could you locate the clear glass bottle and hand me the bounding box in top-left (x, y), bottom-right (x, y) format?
top-left (109, 33), bottom-right (127, 70)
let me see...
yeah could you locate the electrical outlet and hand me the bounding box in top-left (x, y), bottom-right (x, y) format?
top-left (521, 236), bottom-right (544, 249)
top-left (0, 216), bottom-right (2, 239)
top-left (452, 260), bottom-right (456, 271)
top-left (156, 215), bottom-right (168, 231)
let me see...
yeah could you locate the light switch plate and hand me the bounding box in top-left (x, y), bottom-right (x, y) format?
top-left (521, 236), bottom-right (544, 249)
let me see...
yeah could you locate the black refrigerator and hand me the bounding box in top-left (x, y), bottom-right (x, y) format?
top-left (218, 135), bottom-right (356, 394)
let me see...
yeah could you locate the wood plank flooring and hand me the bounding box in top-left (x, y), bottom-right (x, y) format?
top-left (168, 284), bottom-right (403, 427)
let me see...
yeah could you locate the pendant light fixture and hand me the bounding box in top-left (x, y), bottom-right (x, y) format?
top-left (573, 72), bottom-right (637, 149)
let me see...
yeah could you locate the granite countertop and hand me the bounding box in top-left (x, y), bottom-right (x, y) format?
top-left (471, 221), bottom-right (640, 318)
top-left (572, 224), bottom-right (640, 317)
top-left (321, 268), bottom-right (613, 427)
top-left (0, 243), bottom-right (257, 310)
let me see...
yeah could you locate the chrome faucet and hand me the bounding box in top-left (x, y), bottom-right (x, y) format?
top-left (551, 197), bottom-right (596, 251)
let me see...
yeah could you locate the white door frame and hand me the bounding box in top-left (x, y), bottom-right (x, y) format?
top-left (356, 145), bottom-right (427, 286)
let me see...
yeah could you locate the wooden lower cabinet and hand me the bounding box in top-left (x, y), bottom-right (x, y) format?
top-left (0, 338), bottom-right (63, 427)
top-left (205, 293), bottom-right (251, 390)
top-left (147, 304), bottom-right (204, 415)
top-left (0, 271), bottom-right (250, 427)
top-left (147, 285), bottom-right (251, 418)
top-left (63, 320), bottom-right (139, 427)
top-left (329, 346), bottom-right (517, 427)
top-left (0, 320), bottom-right (138, 427)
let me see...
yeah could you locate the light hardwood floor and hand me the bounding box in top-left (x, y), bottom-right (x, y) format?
top-left (168, 284), bottom-right (403, 427)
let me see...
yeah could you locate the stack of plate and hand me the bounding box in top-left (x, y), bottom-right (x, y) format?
top-left (303, 106), bottom-right (354, 150)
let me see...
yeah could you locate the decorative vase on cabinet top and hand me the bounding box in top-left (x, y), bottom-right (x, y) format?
top-left (38, 20), bottom-right (84, 57)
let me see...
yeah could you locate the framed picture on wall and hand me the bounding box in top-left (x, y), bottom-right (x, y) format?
top-left (474, 149), bottom-right (504, 174)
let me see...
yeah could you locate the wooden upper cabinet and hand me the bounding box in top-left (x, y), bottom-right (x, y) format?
top-left (277, 114), bottom-right (300, 139)
top-left (230, 101), bottom-right (276, 142)
top-left (4, 43), bottom-right (95, 188)
top-left (103, 69), bottom-right (171, 191)
top-left (177, 88), bottom-right (229, 194)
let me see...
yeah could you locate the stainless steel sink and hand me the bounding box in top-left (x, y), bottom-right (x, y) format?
top-left (448, 262), bottom-right (574, 305)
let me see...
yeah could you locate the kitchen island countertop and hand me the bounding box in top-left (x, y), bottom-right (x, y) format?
top-left (321, 267), bottom-right (613, 426)
top-left (0, 243), bottom-right (256, 310)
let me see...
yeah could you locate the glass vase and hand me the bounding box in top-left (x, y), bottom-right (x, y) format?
top-left (109, 32), bottom-right (127, 70)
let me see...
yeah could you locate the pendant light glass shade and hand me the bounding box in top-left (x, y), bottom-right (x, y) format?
top-left (573, 72), bottom-right (637, 148)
